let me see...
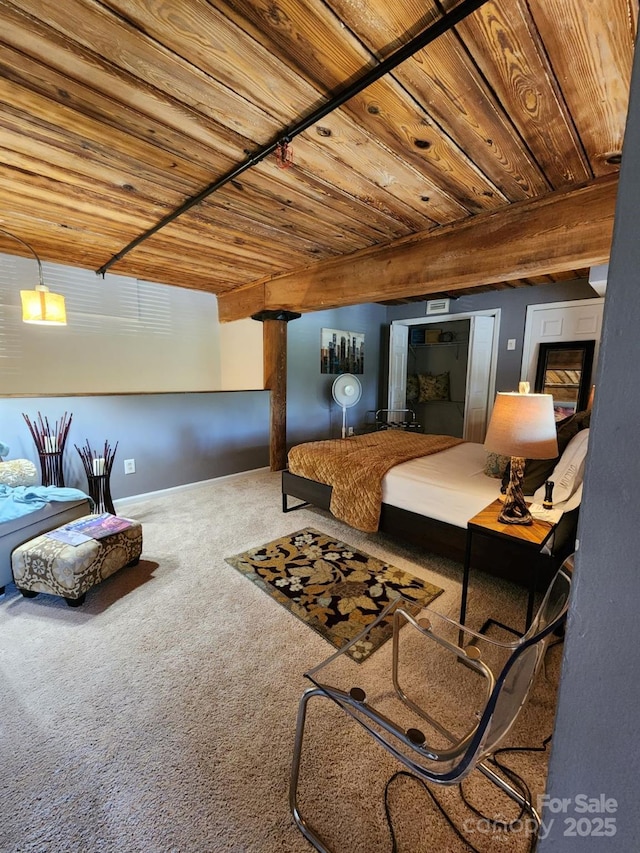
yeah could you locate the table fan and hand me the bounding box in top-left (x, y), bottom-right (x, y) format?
top-left (332, 373), bottom-right (362, 438)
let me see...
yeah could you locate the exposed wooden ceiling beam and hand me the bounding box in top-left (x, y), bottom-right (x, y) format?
top-left (218, 175), bottom-right (617, 321)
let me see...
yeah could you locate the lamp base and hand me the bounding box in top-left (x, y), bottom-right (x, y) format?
top-left (498, 456), bottom-right (533, 525)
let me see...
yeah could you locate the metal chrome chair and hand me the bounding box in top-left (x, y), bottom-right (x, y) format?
top-left (290, 559), bottom-right (572, 852)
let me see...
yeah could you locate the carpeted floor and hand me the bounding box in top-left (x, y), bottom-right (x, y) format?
top-left (0, 468), bottom-right (563, 853)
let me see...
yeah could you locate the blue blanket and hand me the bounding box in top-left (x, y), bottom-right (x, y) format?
top-left (0, 485), bottom-right (89, 523)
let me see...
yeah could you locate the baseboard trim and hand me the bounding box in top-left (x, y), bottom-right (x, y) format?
top-left (113, 466), bottom-right (271, 508)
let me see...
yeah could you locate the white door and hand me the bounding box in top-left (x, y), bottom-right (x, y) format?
top-left (463, 315), bottom-right (495, 441)
top-left (521, 299), bottom-right (604, 386)
top-left (387, 322), bottom-right (408, 421)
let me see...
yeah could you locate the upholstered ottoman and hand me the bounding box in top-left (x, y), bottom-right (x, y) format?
top-left (11, 515), bottom-right (142, 606)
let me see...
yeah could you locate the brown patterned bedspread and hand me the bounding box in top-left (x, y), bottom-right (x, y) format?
top-left (287, 430), bottom-right (464, 532)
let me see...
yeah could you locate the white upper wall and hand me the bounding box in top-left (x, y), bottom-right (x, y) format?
top-left (219, 318), bottom-right (264, 390)
top-left (0, 252), bottom-right (263, 394)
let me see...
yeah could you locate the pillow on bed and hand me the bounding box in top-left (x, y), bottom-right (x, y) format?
top-left (501, 408), bottom-right (591, 495)
top-left (533, 428), bottom-right (589, 508)
top-left (484, 452), bottom-right (510, 478)
top-left (406, 374), bottom-right (419, 404)
top-left (418, 372), bottom-right (450, 402)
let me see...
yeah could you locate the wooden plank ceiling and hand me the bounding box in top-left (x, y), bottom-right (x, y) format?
top-left (0, 0), bottom-right (636, 319)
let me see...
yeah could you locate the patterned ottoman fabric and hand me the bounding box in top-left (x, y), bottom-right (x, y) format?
top-left (11, 515), bottom-right (142, 604)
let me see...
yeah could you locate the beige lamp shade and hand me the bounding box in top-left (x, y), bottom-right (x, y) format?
top-left (21, 285), bottom-right (67, 325)
top-left (484, 392), bottom-right (558, 459)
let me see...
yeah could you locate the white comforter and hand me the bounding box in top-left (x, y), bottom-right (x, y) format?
top-left (381, 442), bottom-right (501, 529)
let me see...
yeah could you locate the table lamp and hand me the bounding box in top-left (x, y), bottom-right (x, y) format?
top-left (484, 392), bottom-right (558, 525)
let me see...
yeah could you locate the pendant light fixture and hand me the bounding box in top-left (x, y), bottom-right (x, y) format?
top-left (0, 227), bottom-right (67, 325)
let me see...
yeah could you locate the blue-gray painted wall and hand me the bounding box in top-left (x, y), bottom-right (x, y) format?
top-left (1, 392), bottom-right (271, 498)
top-left (286, 302), bottom-right (387, 447)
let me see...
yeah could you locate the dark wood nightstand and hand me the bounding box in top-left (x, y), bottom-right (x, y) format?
top-left (458, 499), bottom-right (559, 644)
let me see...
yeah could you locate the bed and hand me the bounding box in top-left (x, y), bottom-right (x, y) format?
top-left (281, 427), bottom-right (585, 586)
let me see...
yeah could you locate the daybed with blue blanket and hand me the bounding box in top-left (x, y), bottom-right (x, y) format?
top-left (0, 470), bottom-right (90, 593)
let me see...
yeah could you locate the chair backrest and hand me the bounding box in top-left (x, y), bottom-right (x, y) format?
top-left (523, 556), bottom-right (573, 640)
top-left (453, 561), bottom-right (572, 780)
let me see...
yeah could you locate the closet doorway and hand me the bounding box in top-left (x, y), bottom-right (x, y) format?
top-left (388, 310), bottom-right (499, 442)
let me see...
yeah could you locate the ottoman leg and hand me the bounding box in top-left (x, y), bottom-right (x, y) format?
top-left (125, 557), bottom-right (140, 568)
top-left (19, 589), bottom-right (38, 598)
top-left (65, 594), bottom-right (86, 608)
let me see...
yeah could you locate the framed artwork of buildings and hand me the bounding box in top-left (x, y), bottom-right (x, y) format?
top-left (320, 328), bottom-right (364, 374)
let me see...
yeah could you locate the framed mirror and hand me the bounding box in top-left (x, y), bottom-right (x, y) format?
top-left (534, 340), bottom-right (595, 419)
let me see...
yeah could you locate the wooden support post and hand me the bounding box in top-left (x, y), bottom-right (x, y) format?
top-left (252, 310), bottom-right (301, 472)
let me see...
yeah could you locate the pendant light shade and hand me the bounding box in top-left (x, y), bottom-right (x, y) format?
top-left (0, 226), bottom-right (67, 326)
top-left (21, 285), bottom-right (67, 325)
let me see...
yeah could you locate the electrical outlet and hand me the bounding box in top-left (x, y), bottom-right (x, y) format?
top-left (124, 458), bottom-right (136, 474)
top-left (507, 338), bottom-right (516, 351)
top-left (348, 426), bottom-right (354, 436)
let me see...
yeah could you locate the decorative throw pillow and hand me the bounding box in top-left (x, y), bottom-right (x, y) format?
top-left (484, 452), bottom-right (510, 479)
top-left (418, 372), bottom-right (450, 402)
top-left (0, 459), bottom-right (38, 487)
top-left (532, 429), bottom-right (589, 507)
top-left (406, 373), bottom-right (419, 404)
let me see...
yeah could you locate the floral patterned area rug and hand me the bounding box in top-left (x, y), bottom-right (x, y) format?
top-left (225, 527), bottom-right (444, 662)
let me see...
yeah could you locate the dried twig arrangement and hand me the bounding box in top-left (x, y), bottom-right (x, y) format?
top-left (75, 439), bottom-right (119, 515)
top-left (75, 439), bottom-right (119, 480)
top-left (23, 411), bottom-right (72, 455)
top-left (22, 411), bottom-right (73, 486)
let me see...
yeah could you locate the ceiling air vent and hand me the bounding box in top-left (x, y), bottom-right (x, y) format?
top-left (426, 298), bottom-right (450, 315)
